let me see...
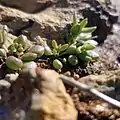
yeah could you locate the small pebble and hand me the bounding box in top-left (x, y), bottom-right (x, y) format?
top-left (0, 80), bottom-right (11, 89)
top-left (109, 115), bottom-right (115, 120)
top-left (116, 118), bottom-right (120, 120)
top-left (64, 71), bottom-right (71, 76)
top-left (74, 73), bottom-right (80, 80)
top-left (113, 109), bottom-right (120, 117)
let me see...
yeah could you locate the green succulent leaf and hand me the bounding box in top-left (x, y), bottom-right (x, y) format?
top-left (52, 40), bottom-right (58, 49)
top-left (70, 24), bottom-right (81, 39)
top-left (78, 53), bottom-right (92, 62)
top-left (64, 45), bottom-right (76, 54)
top-left (21, 53), bottom-right (37, 62)
top-left (84, 40), bottom-right (98, 46)
top-left (76, 46), bottom-right (82, 54)
top-left (81, 26), bottom-right (97, 33)
top-left (6, 56), bottom-right (23, 70)
top-left (67, 33), bottom-right (74, 43)
top-left (86, 50), bottom-right (99, 59)
top-left (72, 13), bottom-right (78, 26)
top-left (59, 44), bottom-right (69, 53)
top-left (79, 18), bottom-right (88, 30)
top-left (76, 33), bottom-right (92, 41)
top-left (52, 49), bottom-right (58, 56)
top-left (81, 44), bottom-right (96, 50)
top-left (9, 44), bottom-right (17, 53)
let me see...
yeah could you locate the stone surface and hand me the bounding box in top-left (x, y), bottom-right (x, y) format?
top-left (0, 0), bottom-right (119, 44)
top-left (0, 4), bottom-right (68, 42)
top-left (25, 68), bottom-right (77, 120)
top-left (1, 0), bottom-right (54, 13)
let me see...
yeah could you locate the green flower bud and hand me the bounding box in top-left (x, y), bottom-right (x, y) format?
top-left (6, 56), bottom-right (23, 70)
top-left (21, 53), bottom-right (37, 62)
top-left (62, 58), bottom-right (67, 63)
top-left (68, 55), bottom-right (78, 66)
top-left (53, 59), bottom-right (63, 70)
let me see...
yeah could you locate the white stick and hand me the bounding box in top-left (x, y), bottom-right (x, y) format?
top-left (60, 74), bottom-right (120, 108)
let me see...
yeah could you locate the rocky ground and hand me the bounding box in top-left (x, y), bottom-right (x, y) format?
top-left (0, 0), bottom-right (120, 120)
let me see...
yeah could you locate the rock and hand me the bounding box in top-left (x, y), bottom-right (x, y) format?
top-left (78, 75), bottom-right (106, 87)
top-left (22, 61), bottom-right (37, 82)
top-left (0, 4), bottom-right (68, 42)
top-left (25, 68), bottom-right (77, 120)
top-left (0, 79), bottom-right (11, 89)
top-left (1, 0), bottom-right (54, 13)
top-left (82, 0), bottom-right (119, 43)
top-left (0, 0), bottom-right (118, 44)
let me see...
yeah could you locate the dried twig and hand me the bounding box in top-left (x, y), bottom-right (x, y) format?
top-left (60, 74), bottom-right (120, 108)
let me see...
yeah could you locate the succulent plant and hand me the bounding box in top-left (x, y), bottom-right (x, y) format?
top-left (49, 14), bottom-right (99, 69)
top-left (0, 14), bottom-right (99, 73)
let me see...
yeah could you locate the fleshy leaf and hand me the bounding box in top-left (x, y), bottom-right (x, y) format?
top-left (82, 26), bottom-right (97, 33)
top-left (79, 18), bottom-right (88, 30)
top-left (52, 40), bottom-right (58, 49)
top-left (52, 49), bottom-right (58, 56)
top-left (81, 44), bottom-right (96, 50)
top-left (72, 13), bottom-right (78, 26)
top-left (87, 50), bottom-right (99, 59)
top-left (59, 44), bottom-right (69, 52)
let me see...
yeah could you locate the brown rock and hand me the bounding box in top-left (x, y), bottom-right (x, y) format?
top-left (0, 5), bottom-right (67, 42)
top-left (25, 68), bottom-right (78, 120)
top-left (1, 0), bottom-right (54, 13)
top-left (78, 75), bottom-right (106, 86)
